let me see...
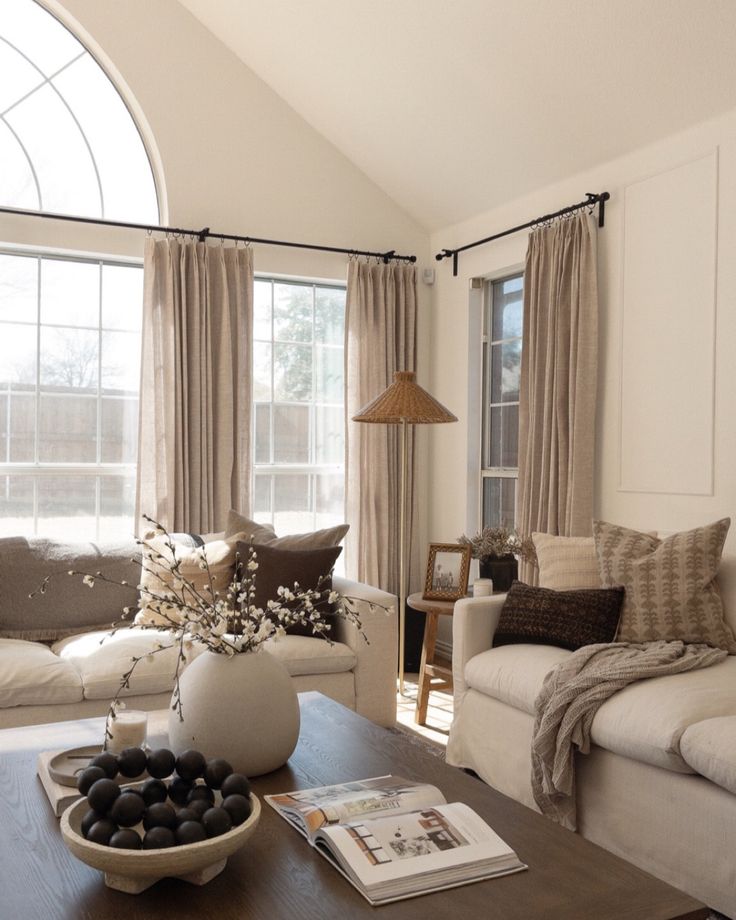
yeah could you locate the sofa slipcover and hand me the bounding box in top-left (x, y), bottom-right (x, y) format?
top-left (0, 638), bottom-right (82, 708)
top-left (680, 716), bottom-right (736, 796)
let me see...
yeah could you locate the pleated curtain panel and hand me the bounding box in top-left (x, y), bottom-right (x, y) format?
top-left (136, 238), bottom-right (253, 534)
top-left (345, 260), bottom-right (418, 594)
top-left (517, 212), bottom-right (599, 582)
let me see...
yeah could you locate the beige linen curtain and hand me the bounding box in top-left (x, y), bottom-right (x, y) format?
top-left (345, 260), bottom-right (417, 594)
top-left (136, 238), bottom-right (253, 534)
top-left (517, 212), bottom-right (598, 579)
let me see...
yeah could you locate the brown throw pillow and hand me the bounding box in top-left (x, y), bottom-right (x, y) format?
top-left (226, 509), bottom-right (349, 550)
top-left (237, 541), bottom-right (342, 638)
top-left (593, 518), bottom-right (735, 652)
top-left (493, 581), bottom-right (624, 651)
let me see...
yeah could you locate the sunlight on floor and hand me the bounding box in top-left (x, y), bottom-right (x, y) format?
top-left (395, 673), bottom-right (452, 748)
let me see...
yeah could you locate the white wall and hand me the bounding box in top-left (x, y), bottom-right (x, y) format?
top-left (428, 106), bottom-right (736, 647)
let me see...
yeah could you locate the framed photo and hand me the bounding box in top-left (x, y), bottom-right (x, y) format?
top-left (423, 543), bottom-right (472, 601)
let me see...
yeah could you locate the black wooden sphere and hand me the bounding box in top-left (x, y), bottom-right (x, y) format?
top-left (140, 778), bottom-right (168, 806)
top-left (175, 749), bottom-right (206, 782)
top-left (89, 752), bottom-right (119, 780)
top-left (116, 746), bottom-right (148, 778)
top-left (109, 829), bottom-right (142, 850)
top-left (175, 821), bottom-right (207, 845)
top-left (186, 799), bottom-right (211, 820)
top-left (146, 748), bottom-right (176, 779)
top-left (80, 808), bottom-right (106, 839)
top-left (222, 794), bottom-right (252, 827)
top-left (186, 784), bottom-right (215, 807)
top-left (142, 802), bottom-right (178, 831)
top-left (167, 776), bottom-right (193, 806)
top-left (174, 807), bottom-right (200, 827)
top-left (110, 792), bottom-right (146, 827)
top-left (202, 806), bottom-right (233, 838)
top-left (86, 778), bottom-right (121, 815)
top-left (86, 818), bottom-right (118, 846)
top-left (220, 773), bottom-right (251, 799)
top-left (142, 826), bottom-right (176, 849)
top-left (203, 758), bottom-right (233, 790)
top-left (77, 766), bottom-right (107, 796)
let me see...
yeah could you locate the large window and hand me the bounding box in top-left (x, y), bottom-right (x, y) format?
top-left (0, 1), bottom-right (158, 540)
top-left (481, 273), bottom-right (523, 528)
top-left (252, 278), bottom-right (345, 536)
top-left (0, 252), bottom-right (142, 539)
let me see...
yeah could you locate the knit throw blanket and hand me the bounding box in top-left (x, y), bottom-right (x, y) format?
top-left (531, 640), bottom-right (727, 830)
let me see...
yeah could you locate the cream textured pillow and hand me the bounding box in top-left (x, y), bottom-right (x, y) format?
top-left (532, 533), bottom-right (601, 590)
top-left (593, 518), bottom-right (735, 652)
top-left (226, 509), bottom-right (349, 550)
top-left (135, 532), bottom-right (246, 627)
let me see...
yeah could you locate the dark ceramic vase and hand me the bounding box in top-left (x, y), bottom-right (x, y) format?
top-left (478, 554), bottom-right (518, 592)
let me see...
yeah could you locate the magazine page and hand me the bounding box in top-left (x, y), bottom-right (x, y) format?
top-left (316, 802), bottom-right (524, 895)
top-left (266, 775), bottom-right (444, 840)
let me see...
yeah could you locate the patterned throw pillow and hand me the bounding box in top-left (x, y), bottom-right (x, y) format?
top-left (493, 581), bottom-right (624, 651)
top-left (533, 533), bottom-right (602, 590)
top-left (593, 518), bottom-right (735, 652)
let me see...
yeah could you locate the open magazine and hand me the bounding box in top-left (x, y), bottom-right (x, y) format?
top-left (266, 775), bottom-right (526, 905)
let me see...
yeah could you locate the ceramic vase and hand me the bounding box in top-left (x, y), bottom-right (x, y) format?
top-left (478, 554), bottom-right (518, 592)
top-left (168, 647), bottom-right (300, 776)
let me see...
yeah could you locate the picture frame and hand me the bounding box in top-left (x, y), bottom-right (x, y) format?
top-left (423, 543), bottom-right (472, 602)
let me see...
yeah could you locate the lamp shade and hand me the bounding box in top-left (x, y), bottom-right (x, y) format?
top-left (352, 371), bottom-right (457, 425)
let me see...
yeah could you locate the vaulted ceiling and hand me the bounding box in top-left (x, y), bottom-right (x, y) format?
top-left (177, 0), bottom-right (736, 231)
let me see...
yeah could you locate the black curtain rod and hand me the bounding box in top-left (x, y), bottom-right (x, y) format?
top-left (436, 191), bottom-right (610, 276)
top-left (0, 205), bottom-right (417, 265)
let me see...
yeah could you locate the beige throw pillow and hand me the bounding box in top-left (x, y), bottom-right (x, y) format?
top-left (532, 533), bottom-right (602, 590)
top-left (135, 532), bottom-right (247, 627)
top-left (226, 509), bottom-right (349, 550)
top-left (593, 518), bottom-right (735, 652)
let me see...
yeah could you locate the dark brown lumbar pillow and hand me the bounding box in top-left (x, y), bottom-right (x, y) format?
top-left (236, 541), bottom-right (342, 638)
top-left (493, 581), bottom-right (625, 651)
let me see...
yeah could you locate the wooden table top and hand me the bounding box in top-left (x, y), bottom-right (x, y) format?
top-left (0, 693), bottom-right (707, 920)
top-left (407, 591), bottom-right (461, 614)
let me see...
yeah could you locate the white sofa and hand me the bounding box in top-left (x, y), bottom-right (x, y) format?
top-left (447, 557), bottom-right (736, 918)
top-left (0, 575), bottom-right (398, 731)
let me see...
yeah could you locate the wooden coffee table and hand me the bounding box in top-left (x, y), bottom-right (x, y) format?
top-left (0, 693), bottom-right (707, 919)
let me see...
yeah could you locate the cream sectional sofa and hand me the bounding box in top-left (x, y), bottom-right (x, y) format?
top-left (0, 536), bottom-right (398, 731)
top-left (447, 556), bottom-right (736, 918)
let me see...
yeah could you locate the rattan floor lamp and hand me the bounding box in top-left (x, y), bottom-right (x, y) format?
top-left (353, 371), bottom-right (457, 694)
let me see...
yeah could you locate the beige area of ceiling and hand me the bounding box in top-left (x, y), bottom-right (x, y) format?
top-left (177, 0), bottom-right (736, 231)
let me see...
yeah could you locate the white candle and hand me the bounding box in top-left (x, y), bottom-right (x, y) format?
top-left (473, 578), bottom-right (494, 597)
top-left (107, 710), bottom-right (148, 753)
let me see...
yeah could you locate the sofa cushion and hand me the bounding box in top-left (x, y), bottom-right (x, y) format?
top-left (465, 644), bottom-right (572, 714)
top-left (263, 635), bottom-right (357, 677)
top-left (0, 638), bottom-right (83, 708)
top-left (493, 581), bottom-right (624, 651)
top-left (0, 537), bottom-right (140, 641)
top-left (533, 533), bottom-right (602, 590)
top-left (679, 716), bottom-right (736, 794)
top-left (52, 627), bottom-right (183, 700)
top-left (594, 518), bottom-right (736, 652)
top-left (226, 509), bottom-right (349, 550)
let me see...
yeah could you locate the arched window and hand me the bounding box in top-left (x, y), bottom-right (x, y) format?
top-left (0, 0), bottom-right (161, 540)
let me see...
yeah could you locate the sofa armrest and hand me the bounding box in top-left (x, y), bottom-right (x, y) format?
top-left (452, 594), bottom-right (506, 707)
top-left (332, 576), bottom-right (398, 727)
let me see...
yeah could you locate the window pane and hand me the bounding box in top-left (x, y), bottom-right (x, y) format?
top-left (315, 473), bottom-right (344, 525)
top-left (0, 253), bottom-right (37, 322)
top-left (253, 474), bottom-right (272, 516)
top-left (274, 474), bottom-right (311, 534)
top-left (0, 0), bottom-right (84, 75)
top-left (253, 342), bottom-right (271, 401)
top-left (0, 120), bottom-right (40, 209)
top-left (0, 323), bottom-right (37, 386)
top-left (315, 346), bottom-right (343, 403)
top-left (101, 398), bottom-right (138, 463)
top-left (492, 276), bottom-right (523, 341)
top-left (490, 341), bottom-right (521, 403)
top-left (37, 475), bottom-right (96, 539)
top-left (40, 327), bottom-right (98, 391)
top-left (488, 405), bottom-right (519, 468)
top-left (0, 474), bottom-right (34, 536)
top-left (41, 259), bottom-right (99, 327)
top-left (102, 264), bottom-right (143, 331)
top-left (315, 405), bottom-right (344, 464)
top-left (39, 393), bottom-right (96, 462)
top-left (482, 477), bottom-right (516, 529)
top-left (274, 283), bottom-right (312, 343)
top-left (0, 40), bottom-right (43, 111)
top-left (254, 404), bottom-right (271, 464)
top-left (102, 331), bottom-right (140, 394)
top-left (254, 280), bottom-right (272, 341)
top-left (315, 287), bottom-right (345, 345)
top-left (273, 405), bottom-right (310, 463)
top-left (274, 343), bottom-right (312, 401)
top-left (99, 474), bottom-right (136, 541)
top-left (7, 393), bottom-right (35, 461)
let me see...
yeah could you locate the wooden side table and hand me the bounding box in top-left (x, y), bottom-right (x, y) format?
top-left (407, 591), bottom-right (460, 726)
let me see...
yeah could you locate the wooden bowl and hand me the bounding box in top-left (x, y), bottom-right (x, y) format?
top-left (60, 789), bottom-right (261, 894)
